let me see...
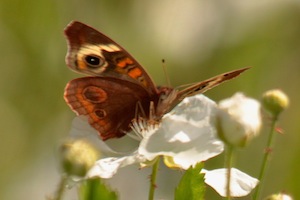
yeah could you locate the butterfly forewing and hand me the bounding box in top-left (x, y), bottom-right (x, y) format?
top-left (156, 67), bottom-right (250, 115)
top-left (177, 67), bottom-right (250, 101)
top-left (64, 21), bottom-right (158, 96)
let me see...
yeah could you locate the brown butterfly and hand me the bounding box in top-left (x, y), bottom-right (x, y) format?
top-left (64, 21), bottom-right (249, 140)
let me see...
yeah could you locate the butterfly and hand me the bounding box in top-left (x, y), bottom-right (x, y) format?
top-left (64, 21), bottom-right (250, 140)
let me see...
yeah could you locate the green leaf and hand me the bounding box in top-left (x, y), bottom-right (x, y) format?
top-left (175, 162), bottom-right (205, 200)
top-left (79, 178), bottom-right (118, 200)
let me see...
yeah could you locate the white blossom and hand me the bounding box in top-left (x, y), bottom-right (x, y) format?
top-left (217, 93), bottom-right (262, 147)
top-left (71, 95), bottom-right (224, 178)
top-left (139, 94), bottom-right (224, 169)
top-left (69, 94), bottom-right (259, 197)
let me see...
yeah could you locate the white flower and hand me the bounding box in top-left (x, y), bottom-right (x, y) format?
top-left (202, 168), bottom-right (259, 197)
top-left (138, 94), bottom-right (224, 169)
top-left (71, 94), bottom-right (224, 178)
top-left (217, 93), bottom-right (262, 147)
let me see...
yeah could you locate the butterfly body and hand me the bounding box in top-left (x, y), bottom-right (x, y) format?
top-left (64, 21), bottom-right (249, 140)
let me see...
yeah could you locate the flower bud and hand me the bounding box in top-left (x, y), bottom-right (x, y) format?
top-left (264, 193), bottom-right (293, 200)
top-left (217, 93), bottom-right (262, 147)
top-left (60, 139), bottom-right (100, 177)
top-left (262, 89), bottom-right (289, 118)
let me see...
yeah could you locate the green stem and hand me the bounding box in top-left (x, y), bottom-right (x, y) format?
top-left (53, 175), bottom-right (68, 200)
top-left (225, 145), bottom-right (234, 200)
top-left (148, 157), bottom-right (160, 200)
top-left (252, 117), bottom-right (278, 200)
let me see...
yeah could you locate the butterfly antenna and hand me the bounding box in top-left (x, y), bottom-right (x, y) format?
top-left (162, 59), bottom-right (171, 87)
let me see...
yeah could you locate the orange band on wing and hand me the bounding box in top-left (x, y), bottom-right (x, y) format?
top-left (128, 67), bottom-right (142, 79)
top-left (117, 57), bottom-right (134, 68)
top-left (77, 59), bottom-right (88, 70)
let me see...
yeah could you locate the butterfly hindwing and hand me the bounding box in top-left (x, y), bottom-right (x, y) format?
top-left (64, 77), bottom-right (155, 140)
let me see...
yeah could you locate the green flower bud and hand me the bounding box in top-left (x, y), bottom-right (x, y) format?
top-left (262, 89), bottom-right (289, 118)
top-left (60, 139), bottom-right (100, 177)
top-left (264, 192), bottom-right (293, 200)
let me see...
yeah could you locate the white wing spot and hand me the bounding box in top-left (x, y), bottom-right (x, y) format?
top-left (99, 44), bottom-right (121, 52)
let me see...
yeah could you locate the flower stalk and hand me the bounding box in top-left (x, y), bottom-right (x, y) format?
top-left (225, 145), bottom-right (234, 200)
top-left (148, 157), bottom-right (160, 200)
top-left (252, 118), bottom-right (277, 200)
top-left (253, 89), bottom-right (289, 200)
top-left (53, 175), bottom-right (68, 200)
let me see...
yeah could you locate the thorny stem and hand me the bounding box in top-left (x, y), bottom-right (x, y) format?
top-left (252, 117), bottom-right (278, 200)
top-left (148, 157), bottom-right (160, 200)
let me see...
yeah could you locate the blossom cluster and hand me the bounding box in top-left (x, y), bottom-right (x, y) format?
top-left (67, 93), bottom-right (263, 197)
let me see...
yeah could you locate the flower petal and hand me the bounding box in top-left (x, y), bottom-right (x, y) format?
top-left (87, 152), bottom-right (146, 179)
top-left (69, 116), bottom-right (139, 155)
top-left (203, 168), bottom-right (259, 197)
top-left (139, 95), bottom-right (224, 169)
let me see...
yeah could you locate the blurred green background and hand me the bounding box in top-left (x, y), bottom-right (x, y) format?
top-left (1, 0), bottom-right (299, 199)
